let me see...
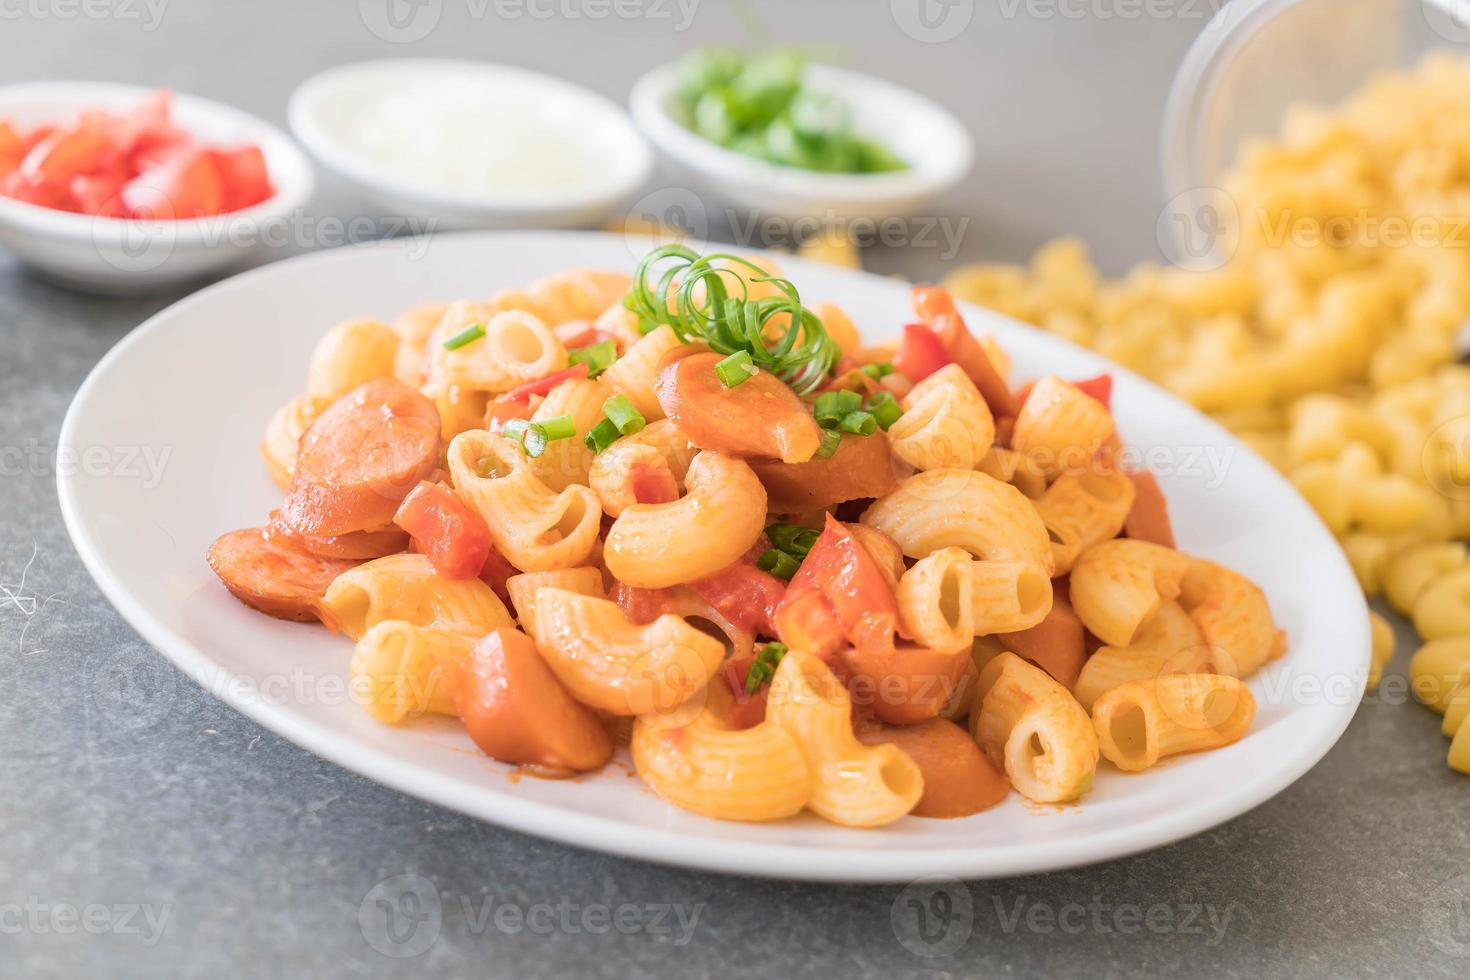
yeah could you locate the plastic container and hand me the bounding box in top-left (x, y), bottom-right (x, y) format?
top-left (1161, 0), bottom-right (1468, 200)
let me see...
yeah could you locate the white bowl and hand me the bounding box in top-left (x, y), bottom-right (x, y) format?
top-left (288, 59), bottom-right (653, 232)
top-left (629, 62), bottom-right (973, 223)
top-left (0, 81), bottom-right (315, 295)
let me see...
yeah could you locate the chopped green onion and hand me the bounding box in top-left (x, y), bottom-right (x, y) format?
top-left (584, 418), bottom-right (621, 453)
top-left (861, 362), bottom-right (894, 380)
top-left (865, 391), bottom-right (903, 430)
top-left (443, 323), bottom-right (485, 350)
top-left (767, 523), bottom-right (820, 557)
top-left (837, 410), bottom-right (876, 436)
top-left (715, 349), bottom-right (759, 388)
top-left (745, 641), bottom-right (790, 693)
top-left (522, 424), bottom-right (551, 458)
top-left (538, 414), bottom-right (577, 442)
top-left (813, 389), bottom-right (862, 427)
top-left (623, 245), bottom-right (840, 395)
top-left (756, 548), bottom-right (801, 581)
top-left (501, 419), bottom-right (531, 444)
top-left (602, 395), bottom-right (646, 435)
top-left (815, 428), bottom-right (842, 459)
top-left (568, 340), bottom-right (617, 379)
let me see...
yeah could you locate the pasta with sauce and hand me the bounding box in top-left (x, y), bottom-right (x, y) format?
top-left (205, 244), bottom-right (1286, 828)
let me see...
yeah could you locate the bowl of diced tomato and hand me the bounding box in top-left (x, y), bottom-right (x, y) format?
top-left (0, 82), bottom-right (314, 294)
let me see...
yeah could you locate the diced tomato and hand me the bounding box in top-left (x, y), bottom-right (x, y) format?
top-left (1072, 373), bottom-right (1113, 409)
top-left (911, 286), bottom-right (1020, 416)
top-left (1, 171), bottom-right (70, 210)
top-left (0, 92), bottom-right (274, 220)
top-left (393, 481), bottom-right (492, 580)
top-left (19, 124), bottom-right (114, 184)
top-left (69, 169), bottom-right (129, 218)
top-left (689, 559), bottom-right (787, 637)
top-left (721, 656), bottom-right (769, 730)
top-left (211, 145), bottom-right (272, 211)
top-left (773, 514), bottom-right (900, 660)
top-left (892, 322), bottom-right (951, 383)
top-left (1123, 469), bottom-right (1176, 548)
top-left (20, 124), bottom-right (55, 153)
top-left (610, 581), bottom-right (679, 626)
top-left (122, 148), bottom-right (225, 219)
top-left (0, 123), bottom-right (23, 176)
top-left (501, 363), bottom-right (591, 402)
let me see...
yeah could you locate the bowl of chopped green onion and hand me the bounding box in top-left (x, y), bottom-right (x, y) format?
top-left (629, 49), bottom-right (972, 222)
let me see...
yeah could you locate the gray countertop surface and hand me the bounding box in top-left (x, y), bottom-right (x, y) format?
top-left (3, 1), bottom-right (1468, 977)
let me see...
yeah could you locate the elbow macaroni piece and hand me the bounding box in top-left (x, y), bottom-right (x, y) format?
top-left (260, 394), bottom-right (327, 490)
top-left (1092, 674), bottom-right (1256, 772)
top-left (766, 650), bottom-right (924, 827)
top-left (896, 547), bottom-right (1052, 651)
top-left (862, 469), bottom-right (1055, 575)
top-left (390, 302), bottom-right (448, 387)
top-left (599, 324), bottom-right (685, 422)
top-left (431, 303), bottom-right (569, 393)
top-left (1070, 539), bottom-right (1190, 648)
top-left (350, 621), bottom-right (476, 723)
top-left (1031, 468), bottom-right (1137, 575)
top-left (587, 419), bottom-right (696, 518)
top-left (631, 686), bottom-right (810, 822)
top-left (602, 451), bottom-right (766, 588)
top-left (1384, 541), bottom-right (1467, 616)
top-left (448, 430), bottom-right (603, 572)
top-left (1409, 637), bottom-right (1470, 713)
top-left (1010, 375), bottom-right (1115, 479)
top-left (319, 553), bottom-right (515, 640)
top-left (1177, 557), bottom-right (1281, 678)
top-left (971, 652), bottom-right (1099, 803)
top-left (524, 377), bottom-right (609, 492)
top-left (306, 319), bottom-right (400, 402)
top-left (1072, 600), bottom-right (1212, 711)
top-left (886, 364), bottom-right (995, 471)
top-left (529, 587), bottom-right (724, 716)
top-left (1412, 566), bottom-right (1470, 641)
top-left (505, 567), bottom-right (606, 638)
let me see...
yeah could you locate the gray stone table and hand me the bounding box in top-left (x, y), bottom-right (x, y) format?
top-left (2, 1), bottom-right (1467, 976)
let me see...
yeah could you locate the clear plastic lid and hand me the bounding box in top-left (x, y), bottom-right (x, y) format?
top-left (1161, 0), bottom-right (1469, 199)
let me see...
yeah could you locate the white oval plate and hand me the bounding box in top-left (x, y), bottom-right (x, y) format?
top-left (58, 231), bottom-right (1368, 882)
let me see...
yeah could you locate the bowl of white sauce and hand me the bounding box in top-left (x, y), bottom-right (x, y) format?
top-left (289, 59), bottom-right (652, 230)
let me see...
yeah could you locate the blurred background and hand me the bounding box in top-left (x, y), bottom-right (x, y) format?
top-left (0, 0), bottom-right (1208, 278)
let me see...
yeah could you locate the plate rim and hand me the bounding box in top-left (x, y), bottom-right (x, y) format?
top-left (57, 230), bottom-right (1369, 882)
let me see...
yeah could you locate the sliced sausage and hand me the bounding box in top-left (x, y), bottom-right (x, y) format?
top-left (655, 350), bottom-right (822, 463)
top-left (455, 629), bottom-right (612, 772)
top-left (752, 428), bottom-right (900, 514)
top-left (842, 642), bottom-right (970, 726)
top-left (207, 527), bottom-right (357, 622)
top-left (264, 510), bottom-right (408, 561)
top-left (858, 718), bottom-right (1009, 818)
top-left (280, 378), bottom-right (441, 537)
